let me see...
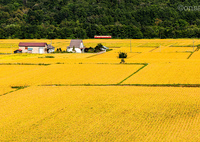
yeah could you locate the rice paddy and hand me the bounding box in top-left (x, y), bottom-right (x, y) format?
top-left (0, 39), bottom-right (200, 141)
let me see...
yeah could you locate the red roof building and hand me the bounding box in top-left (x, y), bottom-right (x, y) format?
top-left (19, 42), bottom-right (47, 47)
top-left (18, 42), bottom-right (48, 54)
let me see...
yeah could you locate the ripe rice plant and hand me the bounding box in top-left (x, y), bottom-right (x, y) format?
top-left (0, 39), bottom-right (200, 141)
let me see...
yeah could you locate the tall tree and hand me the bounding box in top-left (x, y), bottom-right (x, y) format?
top-left (23, 0), bottom-right (27, 5)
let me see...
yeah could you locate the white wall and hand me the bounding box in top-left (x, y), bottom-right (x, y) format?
top-left (19, 45), bottom-right (47, 54)
top-left (67, 48), bottom-right (82, 53)
top-left (80, 42), bottom-right (84, 48)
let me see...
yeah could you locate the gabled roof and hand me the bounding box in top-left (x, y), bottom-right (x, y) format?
top-left (19, 42), bottom-right (47, 47)
top-left (103, 46), bottom-right (109, 49)
top-left (47, 44), bottom-right (55, 49)
top-left (68, 39), bottom-right (83, 48)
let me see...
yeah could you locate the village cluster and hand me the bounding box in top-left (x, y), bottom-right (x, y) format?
top-left (15, 39), bottom-right (108, 54)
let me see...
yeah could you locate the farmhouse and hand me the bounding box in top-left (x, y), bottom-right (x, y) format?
top-left (67, 39), bottom-right (85, 53)
top-left (19, 42), bottom-right (48, 54)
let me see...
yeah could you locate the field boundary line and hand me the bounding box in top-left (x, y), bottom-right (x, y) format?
top-left (121, 84), bottom-right (200, 87)
top-left (86, 51), bottom-right (106, 58)
top-left (115, 63), bottom-right (148, 84)
top-left (0, 62), bottom-right (148, 66)
top-left (0, 63), bottom-right (50, 66)
top-left (149, 47), bottom-right (159, 52)
top-left (187, 48), bottom-right (199, 59)
top-left (56, 62), bottom-right (147, 65)
top-left (39, 84), bottom-right (200, 88)
top-left (1, 86), bottom-right (29, 96)
top-left (169, 42), bottom-right (178, 47)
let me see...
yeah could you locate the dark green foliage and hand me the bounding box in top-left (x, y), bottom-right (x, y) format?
top-left (1, 0), bottom-right (200, 38)
top-left (94, 43), bottom-right (104, 52)
top-left (197, 45), bottom-right (200, 51)
top-left (84, 48), bottom-right (89, 52)
top-left (45, 56), bottom-right (54, 58)
top-left (106, 49), bottom-right (113, 52)
top-left (55, 48), bottom-right (63, 53)
top-left (11, 86), bottom-right (27, 90)
top-left (119, 52), bottom-right (127, 58)
top-left (87, 47), bottom-right (94, 53)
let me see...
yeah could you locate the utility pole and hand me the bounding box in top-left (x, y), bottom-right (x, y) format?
top-left (193, 39), bottom-right (195, 52)
top-left (160, 44), bottom-right (161, 52)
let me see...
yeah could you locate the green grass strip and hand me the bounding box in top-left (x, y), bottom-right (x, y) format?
top-left (149, 47), bottom-right (159, 52)
top-left (187, 52), bottom-right (194, 59)
top-left (86, 53), bottom-right (102, 58)
top-left (39, 83), bottom-right (200, 88)
top-left (170, 45), bottom-right (197, 47)
top-left (117, 64), bottom-right (148, 84)
top-left (60, 62), bottom-right (148, 65)
top-left (0, 63), bottom-right (50, 66)
top-left (121, 84), bottom-right (200, 87)
top-left (187, 48), bottom-right (198, 59)
top-left (1, 86), bottom-right (29, 96)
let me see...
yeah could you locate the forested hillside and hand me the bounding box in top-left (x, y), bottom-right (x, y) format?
top-left (1, 0), bottom-right (200, 39)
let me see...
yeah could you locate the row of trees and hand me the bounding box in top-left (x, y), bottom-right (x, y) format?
top-left (1, 0), bottom-right (200, 39)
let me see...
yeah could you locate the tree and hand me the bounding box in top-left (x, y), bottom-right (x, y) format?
top-left (1, 0), bottom-right (200, 39)
top-left (23, 0), bottom-right (27, 5)
top-left (94, 43), bottom-right (104, 52)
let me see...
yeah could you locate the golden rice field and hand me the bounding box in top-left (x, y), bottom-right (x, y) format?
top-left (1, 86), bottom-right (200, 141)
top-left (0, 39), bottom-right (200, 141)
top-left (0, 87), bottom-right (15, 95)
top-left (123, 62), bottom-right (200, 84)
top-left (0, 64), bottom-right (143, 86)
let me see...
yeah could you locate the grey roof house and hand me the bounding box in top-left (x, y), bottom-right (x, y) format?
top-left (67, 39), bottom-right (85, 53)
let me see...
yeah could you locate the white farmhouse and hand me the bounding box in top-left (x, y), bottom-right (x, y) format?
top-left (19, 42), bottom-right (48, 54)
top-left (67, 39), bottom-right (85, 53)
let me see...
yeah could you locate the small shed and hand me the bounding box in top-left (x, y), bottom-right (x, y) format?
top-left (14, 49), bottom-right (22, 53)
top-left (101, 46), bottom-right (109, 51)
top-left (47, 44), bottom-right (55, 53)
top-left (67, 39), bottom-right (85, 53)
top-left (18, 42), bottom-right (48, 54)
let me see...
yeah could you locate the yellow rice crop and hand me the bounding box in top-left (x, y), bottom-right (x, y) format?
top-left (190, 50), bottom-right (200, 59)
top-left (83, 39), bottom-right (141, 48)
top-left (0, 38), bottom-right (199, 53)
top-left (1, 86), bottom-right (200, 141)
top-left (170, 39), bottom-right (200, 47)
top-left (0, 87), bottom-right (15, 95)
top-left (0, 65), bottom-right (45, 86)
top-left (112, 46), bottom-right (157, 53)
top-left (155, 47), bottom-right (197, 53)
top-left (123, 62), bottom-right (200, 84)
top-left (0, 64), bottom-right (143, 86)
top-left (0, 39), bottom-right (200, 141)
top-left (0, 48), bottom-right (18, 53)
top-left (129, 52), bottom-right (190, 60)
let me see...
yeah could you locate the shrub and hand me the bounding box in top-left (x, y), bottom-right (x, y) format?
top-left (197, 45), bottom-right (200, 51)
top-left (88, 47), bottom-right (94, 53)
top-left (45, 56), bottom-right (54, 58)
top-left (94, 43), bottom-right (104, 52)
top-left (118, 52), bottom-right (127, 58)
top-left (106, 49), bottom-right (113, 52)
top-left (56, 48), bottom-right (63, 53)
